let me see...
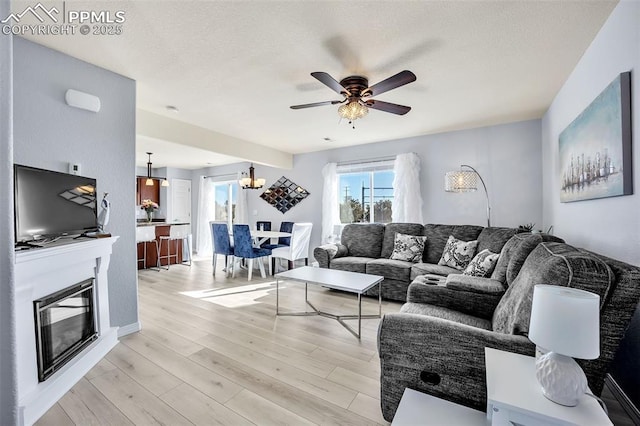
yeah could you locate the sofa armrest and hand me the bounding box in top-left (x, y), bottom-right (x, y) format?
top-left (313, 243), bottom-right (348, 268)
top-left (406, 281), bottom-right (503, 319)
top-left (378, 313), bottom-right (534, 421)
top-left (445, 274), bottom-right (505, 295)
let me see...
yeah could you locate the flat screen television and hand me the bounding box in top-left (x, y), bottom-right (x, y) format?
top-left (14, 164), bottom-right (98, 243)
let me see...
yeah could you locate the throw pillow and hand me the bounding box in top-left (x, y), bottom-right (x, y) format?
top-left (438, 235), bottom-right (478, 270)
top-left (390, 233), bottom-right (427, 262)
top-left (463, 249), bottom-right (500, 277)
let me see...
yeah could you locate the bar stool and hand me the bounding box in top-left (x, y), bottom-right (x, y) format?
top-left (136, 226), bottom-right (158, 270)
top-left (157, 224), bottom-right (192, 269)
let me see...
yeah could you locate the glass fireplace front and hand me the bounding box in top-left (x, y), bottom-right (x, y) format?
top-left (34, 278), bottom-right (98, 382)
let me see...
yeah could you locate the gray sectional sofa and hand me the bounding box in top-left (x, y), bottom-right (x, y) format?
top-left (377, 235), bottom-right (640, 421)
top-left (313, 223), bottom-right (521, 301)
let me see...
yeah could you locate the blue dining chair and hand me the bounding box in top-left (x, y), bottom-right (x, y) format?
top-left (256, 221), bottom-right (272, 247)
top-left (232, 224), bottom-right (272, 280)
top-left (264, 221), bottom-right (294, 249)
top-left (256, 221), bottom-right (271, 231)
top-left (210, 222), bottom-right (233, 277)
top-left (278, 221), bottom-right (294, 246)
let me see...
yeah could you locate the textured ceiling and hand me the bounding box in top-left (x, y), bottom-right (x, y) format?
top-left (17, 0), bottom-right (617, 168)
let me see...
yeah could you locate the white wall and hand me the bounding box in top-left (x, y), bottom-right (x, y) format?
top-left (0, 0), bottom-right (18, 421)
top-left (12, 38), bottom-right (139, 329)
top-left (193, 119), bottom-right (543, 258)
top-left (541, 0), bottom-right (640, 265)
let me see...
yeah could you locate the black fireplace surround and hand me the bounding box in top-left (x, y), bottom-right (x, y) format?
top-left (33, 279), bottom-right (98, 382)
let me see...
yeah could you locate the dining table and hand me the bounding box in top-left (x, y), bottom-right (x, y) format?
top-left (250, 229), bottom-right (291, 247)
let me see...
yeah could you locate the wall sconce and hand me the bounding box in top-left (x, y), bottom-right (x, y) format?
top-left (65, 89), bottom-right (101, 113)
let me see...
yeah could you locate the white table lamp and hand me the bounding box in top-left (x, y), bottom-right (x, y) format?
top-left (528, 285), bottom-right (600, 406)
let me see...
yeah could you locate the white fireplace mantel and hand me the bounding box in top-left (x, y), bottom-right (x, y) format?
top-left (14, 237), bottom-right (119, 426)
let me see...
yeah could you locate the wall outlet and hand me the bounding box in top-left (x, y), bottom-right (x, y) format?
top-left (68, 163), bottom-right (81, 175)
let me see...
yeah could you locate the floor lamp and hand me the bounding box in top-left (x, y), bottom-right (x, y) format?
top-left (445, 164), bottom-right (491, 227)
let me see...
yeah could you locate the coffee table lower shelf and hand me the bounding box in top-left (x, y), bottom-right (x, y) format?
top-left (274, 267), bottom-right (383, 339)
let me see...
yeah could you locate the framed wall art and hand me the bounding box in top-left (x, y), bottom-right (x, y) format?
top-left (559, 72), bottom-right (632, 203)
top-left (260, 176), bottom-right (310, 213)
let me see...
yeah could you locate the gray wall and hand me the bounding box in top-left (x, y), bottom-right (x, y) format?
top-left (541, 0), bottom-right (640, 413)
top-left (192, 119), bottom-right (543, 257)
top-left (541, 1), bottom-right (640, 266)
top-left (0, 0), bottom-right (17, 420)
top-left (12, 38), bottom-right (138, 330)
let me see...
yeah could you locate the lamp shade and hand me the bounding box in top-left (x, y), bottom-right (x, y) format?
top-left (445, 170), bottom-right (478, 192)
top-left (528, 285), bottom-right (600, 360)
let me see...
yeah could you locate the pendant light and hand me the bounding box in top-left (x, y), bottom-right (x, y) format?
top-left (145, 152), bottom-right (170, 187)
top-left (146, 152), bottom-right (154, 186)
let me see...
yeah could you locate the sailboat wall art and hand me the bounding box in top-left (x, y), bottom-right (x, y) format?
top-left (559, 72), bottom-right (632, 203)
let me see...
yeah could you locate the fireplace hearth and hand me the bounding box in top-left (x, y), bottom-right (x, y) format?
top-left (16, 237), bottom-right (119, 425)
top-left (33, 279), bottom-right (98, 382)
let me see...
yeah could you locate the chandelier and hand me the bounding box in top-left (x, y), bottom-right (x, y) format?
top-left (338, 100), bottom-right (368, 127)
top-left (239, 164), bottom-right (266, 190)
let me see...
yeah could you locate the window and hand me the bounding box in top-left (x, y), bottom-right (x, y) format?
top-left (213, 181), bottom-right (237, 227)
top-left (338, 166), bottom-right (394, 224)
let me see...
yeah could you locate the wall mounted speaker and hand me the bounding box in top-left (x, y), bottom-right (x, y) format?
top-left (65, 89), bottom-right (101, 113)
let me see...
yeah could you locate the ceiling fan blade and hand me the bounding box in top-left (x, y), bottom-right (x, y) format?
top-left (290, 100), bottom-right (343, 110)
top-left (365, 99), bottom-right (411, 115)
top-left (365, 70), bottom-right (416, 97)
top-left (311, 72), bottom-right (348, 95)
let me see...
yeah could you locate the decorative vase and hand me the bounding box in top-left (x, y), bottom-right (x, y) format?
top-left (146, 210), bottom-right (153, 222)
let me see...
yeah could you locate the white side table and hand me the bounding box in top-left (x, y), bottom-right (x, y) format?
top-left (392, 388), bottom-right (487, 425)
top-left (485, 347), bottom-right (612, 426)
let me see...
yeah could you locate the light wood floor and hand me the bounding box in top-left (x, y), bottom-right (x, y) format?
top-left (35, 258), bottom-right (635, 426)
top-left (36, 259), bottom-right (402, 425)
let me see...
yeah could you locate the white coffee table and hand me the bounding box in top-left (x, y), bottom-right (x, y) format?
top-left (274, 266), bottom-right (383, 339)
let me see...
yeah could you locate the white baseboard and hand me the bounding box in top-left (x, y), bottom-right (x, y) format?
top-left (117, 321), bottom-right (142, 338)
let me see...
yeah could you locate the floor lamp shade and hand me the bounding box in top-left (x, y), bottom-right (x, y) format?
top-left (445, 170), bottom-right (478, 192)
top-left (444, 164), bottom-right (490, 227)
top-left (528, 285), bottom-right (600, 406)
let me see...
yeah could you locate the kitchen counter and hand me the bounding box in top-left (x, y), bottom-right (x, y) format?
top-left (136, 222), bottom-right (191, 269)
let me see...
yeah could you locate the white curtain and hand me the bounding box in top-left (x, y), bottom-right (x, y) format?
top-left (392, 152), bottom-right (424, 223)
top-left (196, 177), bottom-right (215, 256)
top-left (235, 171), bottom-right (249, 225)
top-left (321, 162), bottom-right (340, 243)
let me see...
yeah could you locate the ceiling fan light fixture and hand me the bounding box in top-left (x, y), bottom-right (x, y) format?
top-left (338, 100), bottom-right (368, 121)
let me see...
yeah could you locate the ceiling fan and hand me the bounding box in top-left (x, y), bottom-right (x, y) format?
top-left (290, 70), bottom-right (416, 127)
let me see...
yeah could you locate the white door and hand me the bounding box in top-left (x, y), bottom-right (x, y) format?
top-left (169, 179), bottom-right (191, 223)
